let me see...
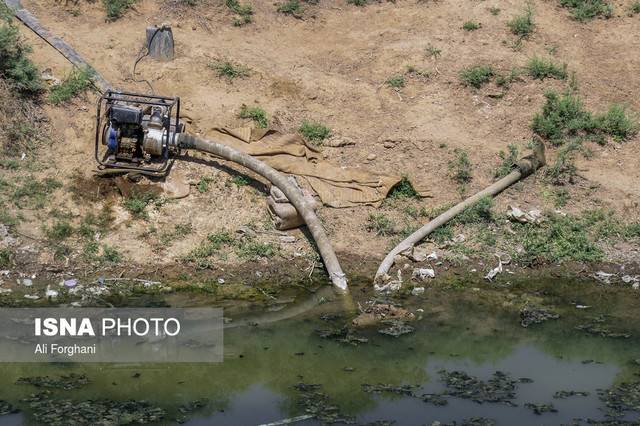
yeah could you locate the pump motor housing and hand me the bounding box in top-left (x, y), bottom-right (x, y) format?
top-left (95, 91), bottom-right (184, 176)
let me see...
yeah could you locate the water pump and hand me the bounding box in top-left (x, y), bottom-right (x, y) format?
top-left (95, 90), bottom-right (184, 176)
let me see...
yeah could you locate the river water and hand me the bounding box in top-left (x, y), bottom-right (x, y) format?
top-left (0, 279), bottom-right (638, 425)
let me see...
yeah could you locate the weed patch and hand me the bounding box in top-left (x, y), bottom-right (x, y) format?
top-left (0, 16), bottom-right (43, 95)
top-left (462, 21), bottom-right (481, 31)
top-left (226, 0), bottom-right (253, 26)
top-left (526, 57), bottom-right (566, 80)
top-left (495, 144), bottom-right (519, 178)
top-left (230, 175), bottom-right (250, 186)
top-left (507, 5), bottom-right (534, 37)
top-left (559, 0), bottom-right (612, 20)
top-left (239, 105), bottom-right (268, 128)
top-left (48, 67), bottom-right (93, 104)
top-left (0, 248), bottom-right (11, 268)
top-left (425, 45), bottom-right (441, 59)
top-left (388, 175), bottom-right (419, 199)
top-left (235, 237), bottom-right (278, 259)
top-left (631, 1), bottom-right (640, 13)
top-left (449, 149), bottom-right (472, 185)
top-left (278, 0), bottom-right (302, 15)
top-left (386, 75), bottom-right (405, 88)
top-left (122, 190), bottom-right (157, 219)
top-left (299, 121), bottom-right (331, 144)
top-left (44, 219), bottom-right (73, 241)
top-left (209, 60), bottom-right (250, 80)
top-left (104, 0), bottom-right (136, 20)
top-left (367, 213), bottom-right (395, 236)
top-left (460, 65), bottom-right (493, 88)
top-left (181, 231), bottom-right (234, 268)
top-left (10, 176), bottom-right (62, 209)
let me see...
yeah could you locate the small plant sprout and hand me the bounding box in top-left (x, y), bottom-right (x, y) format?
top-left (238, 104), bottom-right (268, 128)
top-left (462, 20), bottom-right (482, 31)
top-left (459, 65), bottom-right (494, 88)
top-left (386, 75), bottom-right (405, 88)
top-left (508, 4), bottom-right (535, 38)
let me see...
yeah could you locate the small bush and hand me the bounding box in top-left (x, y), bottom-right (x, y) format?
top-left (488, 6), bottom-right (501, 15)
top-left (455, 196), bottom-right (494, 224)
top-left (235, 237), bottom-right (278, 259)
top-left (299, 121), bottom-right (331, 143)
top-left (631, 1), bottom-right (640, 13)
top-left (231, 175), bottom-right (250, 186)
top-left (347, 0), bottom-right (368, 5)
top-left (0, 19), bottom-right (43, 95)
top-left (532, 91), bottom-right (638, 146)
top-left (449, 149), bottom-right (472, 184)
top-left (101, 245), bottom-right (122, 263)
top-left (182, 231), bottom-right (234, 268)
top-left (48, 67), bottom-right (93, 104)
top-left (123, 190), bottom-right (156, 219)
top-left (0, 248), bottom-right (11, 268)
top-left (507, 5), bottom-right (534, 37)
top-left (239, 105), bottom-right (268, 128)
top-left (559, 0), bottom-right (612, 20)
top-left (226, 0), bottom-right (253, 25)
top-left (462, 20), bottom-right (481, 31)
top-left (278, 0), bottom-right (302, 15)
top-left (425, 45), bottom-right (442, 59)
top-left (460, 65), bottom-right (493, 88)
top-left (196, 176), bottom-right (214, 193)
top-left (366, 213), bottom-right (395, 236)
top-left (386, 75), bottom-right (405, 88)
top-left (388, 175), bottom-right (419, 199)
top-left (209, 61), bottom-right (250, 80)
top-left (526, 57), bottom-right (567, 80)
top-left (495, 68), bottom-right (521, 88)
top-left (45, 219), bottom-right (73, 241)
top-left (495, 144), bottom-right (519, 178)
top-left (104, 0), bottom-right (136, 20)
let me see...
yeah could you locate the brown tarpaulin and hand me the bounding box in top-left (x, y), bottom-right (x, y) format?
top-left (199, 127), bottom-right (428, 208)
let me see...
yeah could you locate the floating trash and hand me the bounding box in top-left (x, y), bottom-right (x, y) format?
top-left (575, 315), bottom-right (632, 339)
top-left (63, 279), bottom-right (78, 288)
top-left (315, 327), bottom-right (368, 345)
top-left (377, 320), bottom-right (415, 337)
top-left (16, 373), bottom-right (89, 390)
top-left (520, 305), bottom-right (559, 328)
top-left (524, 402), bottom-right (558, 414)
top-left (553, 390), bottom-right (590, 399)
top-left (293, 383), bottom-right (355, 425)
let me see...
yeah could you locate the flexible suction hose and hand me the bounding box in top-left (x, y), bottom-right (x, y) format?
top-left (374, 143), bottom-right (546, 283)
top-left (178, 133), bottom-right (348, 292)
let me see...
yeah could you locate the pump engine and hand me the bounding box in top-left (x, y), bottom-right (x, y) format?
top-left (95, 91), bottom-right (184, 176)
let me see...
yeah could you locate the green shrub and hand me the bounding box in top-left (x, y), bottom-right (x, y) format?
top-left (123, 190), bottom-right (156, 219)
top-left (388, 175), bottom-right (419, 199)
top-left (366, 213), bottom-right (395, 236)
top-left (559, 0), bottom-right (612, 20)
top-left (235, 237), bottom-right (277, 259)
top-left (489, 6), bottom-right (501, 15)
top-left (239, 105), bottom-right (268, 128)
top-left (226, 0), bottom-right (253, 25)
top-left (495, 144), bottom-right (519, 178)
top-left (209, 61), bottom-right (250, 79)
top-left (507, 5), bottom-right (534, 37)
top-left (462, 20), bottom-right (481, 31)
top-left (0, 18), bottom-right (43, 95)
top-left (532, 91), bottom-right (638, 146)
top-left (278, 0), bottom-right (302, 14)
top-left (182, 231), bottom-right (234, 268)
top-left (104, 0), bottom-right (136, 20)
top-left (45, 219), bottom-right (73, 240)
top-left (425, 45), bottom-right (442, 59)
top-left (48, 67), bottom-right (93, 104)
top-left (526, 57), bottom-right (567, 80)
top-left (455, 196), bottom-right (494, 224)
top-left (101, 245), bottom-right (122, 263)
top-left (299, 121), bottom-right (331, 143)
top-left (386, 75), bottom-right (405, 88)
top-left (231, 175), bottom-right (250, 186)
top-left (0, 248), bottom-right (11, 268)
top-left (449, 149), bottom-right (472, 184)
top-left (347, 0), bottom-right (368, 5)
top-left (631, 1), bottom-right (640, 13)
top-left (460, 65), bottom-right (493, 88)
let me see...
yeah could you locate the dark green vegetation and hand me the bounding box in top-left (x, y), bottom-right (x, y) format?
top-left (494, 143), bottom-right (519, 178)
top-left (2, 175), bottom-right (62, 209)
top-left (226, 0), bottom-right (253, 26)
top-left (425, 45), bottom-right (442, 59)
top-left (299, 121), bottom-right (331, 144)
top-left (122, 190), bottom-right (158, 219)
top-left (449, 148), bottom-right (472, 185)
top-left (209, 60), bottom-right (250, 80)
top-left (507, 5), bottom-right (535, 38)
top-left (238, 105), bottom-right (268, 128)
top-left (459, 65), bottom-right (493, 88)
top-left (462, 20), bottom-right (481, 31)
top-left (632, 1), bottom-right (640, 14)
top-left (0, 8), bottom-right (43, 95)
top-left (48, 67), bottom-right (93, 104)
top-left (532, 91), bottom-right (638, 146)
top-left (559, 0), bottom-right (612, 20)
top-left (181, 230), bottom-right (278, 268)
top-left (103, 0), bottom-right (136, 20)
top-left (366, 213), bottom-right (395, 236)
top-left (347, 0), bottom-right (368, 6)
top-left (388, 176), bottom-right (419, 199)
top-left (525, 57), bottom-right (567, 80)
top-left (277, 0), bottom-right (302, 15)
top-left (385, 74), bottom-right (405, 88)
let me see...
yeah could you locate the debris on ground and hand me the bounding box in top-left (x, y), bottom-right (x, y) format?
top-left (16, 374), bottom-right (89, 390)
top-left (361, 383), bottom-right (418, 396)
top-left (553, 390), bottom-right (590, 399)
top-left (507, 206), bottom-right (543, 225)
top-left (575, 315), bottom-right (632, 339)
top-left (484, 260), bottom-right (503, 281)
top-left (524, 402), bottom-right (558, 415)
top-left (438, 370), bottom-right (525, 406)
top-left (520, 305), bottom-right (560, 328)
top-left (293, 383), bottom-right (355, 425)
top-left (377, 320), bottom-right (415, 337)
top-left (352, 301), bottom-right (415, 327)
top-left (411, 287), bottom-right (425, 296)
top-left (175, 398), bottom-right (209, 424)
top-left (412, 268), bottom-right (435, 281)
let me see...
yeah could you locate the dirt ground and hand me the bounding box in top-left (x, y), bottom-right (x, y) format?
top-left (4, 0), bottom-right (640, 281)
